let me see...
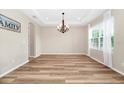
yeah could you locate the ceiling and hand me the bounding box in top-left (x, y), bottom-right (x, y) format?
top-left (22, 9), bottom-right (106, 26)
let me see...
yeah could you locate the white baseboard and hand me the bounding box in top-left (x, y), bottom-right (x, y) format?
top-left (41, 53), bottom-right (86, 55)
top-left (111, 67), bottom-right (124, 76)
top-left (30, 53), bottom-right (42, 58)
top-left (87, 55), bottom-right (124, 76)
top-left (88, 55), bottom-right (104, 65)
top-left (0, 60), bottom-right (29, 78)
top-left (35, 53), bottom-right (42, 58)
top-left (29, 56), bottom-right (37, 58)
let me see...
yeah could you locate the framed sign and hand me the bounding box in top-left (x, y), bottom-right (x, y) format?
top-left (0, 14), bottom-right (21, 33)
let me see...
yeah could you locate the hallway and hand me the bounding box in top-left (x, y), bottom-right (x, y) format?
top-left (0, 55), bottom-right (124, 84)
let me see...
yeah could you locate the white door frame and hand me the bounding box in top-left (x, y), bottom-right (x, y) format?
top-left (28, 22), bottom-right (35, 58)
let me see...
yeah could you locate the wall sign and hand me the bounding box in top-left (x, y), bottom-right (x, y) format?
top-left (0, 14), bottom-right (21, 33)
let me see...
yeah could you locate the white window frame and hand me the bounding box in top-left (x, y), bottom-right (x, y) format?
top-left (89, 22), bottom-right (103, 51)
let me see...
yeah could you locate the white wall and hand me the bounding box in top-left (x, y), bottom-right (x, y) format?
top-left (40, 26), bottom-right (88, 54)
top-left (0, 10), bottom-right (42, 77)
top-left (112, 10), bottom-right (124, 73)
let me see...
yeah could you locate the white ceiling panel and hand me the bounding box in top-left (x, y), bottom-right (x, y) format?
top-left (22, 9), bottom-right (106, 26)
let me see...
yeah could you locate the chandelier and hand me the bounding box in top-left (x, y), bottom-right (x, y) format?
top-left (57, 12), bottom-right (69, 33)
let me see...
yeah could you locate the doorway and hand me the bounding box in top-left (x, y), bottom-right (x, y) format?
top-left (28, 23), bottom-right (35, 60)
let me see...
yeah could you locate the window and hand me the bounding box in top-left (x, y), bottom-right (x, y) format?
top-left (90, 23), bottom-right (103, 50)
top-left (89, 17), bottom-right (114, 51)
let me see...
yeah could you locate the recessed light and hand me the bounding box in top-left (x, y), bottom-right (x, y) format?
top-left (46, 17), bottom-right (48, 20)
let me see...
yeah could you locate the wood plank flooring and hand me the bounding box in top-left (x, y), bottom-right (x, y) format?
top-left (0, 55), bottom-right (124, 84)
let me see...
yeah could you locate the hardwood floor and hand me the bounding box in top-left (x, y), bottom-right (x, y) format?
top-left (0, 55), bottom-right (124, 84)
